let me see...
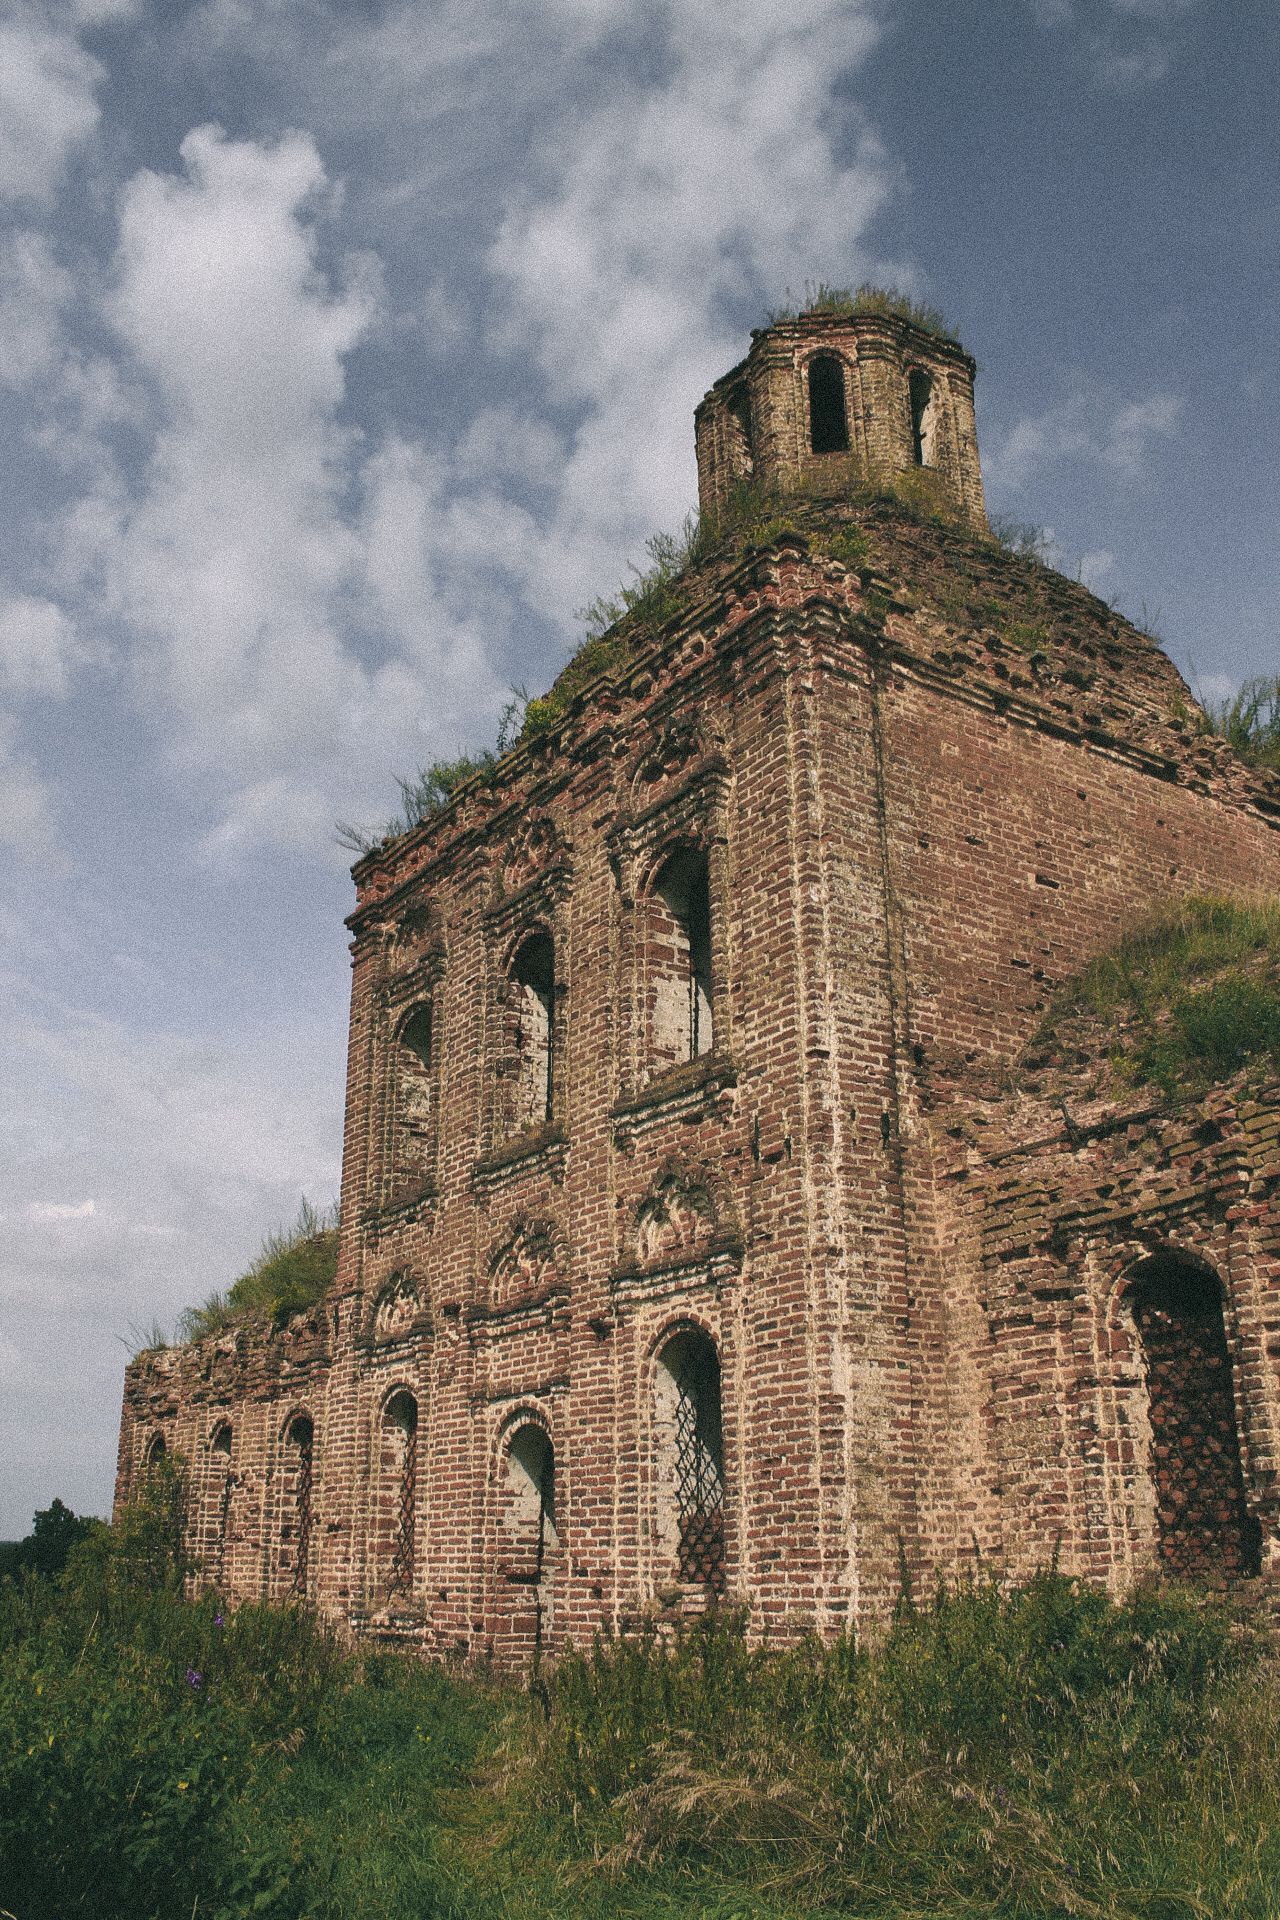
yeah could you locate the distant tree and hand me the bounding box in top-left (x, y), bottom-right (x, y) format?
top-left (2, 1498), bottom-right (97, 1581)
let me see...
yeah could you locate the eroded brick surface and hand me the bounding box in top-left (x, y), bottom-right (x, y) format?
top-left (117, 318), bottom-right (1280, 1662)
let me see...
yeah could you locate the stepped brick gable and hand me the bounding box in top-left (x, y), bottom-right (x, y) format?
top-left (117, 310), bottom-right (1280, 1661)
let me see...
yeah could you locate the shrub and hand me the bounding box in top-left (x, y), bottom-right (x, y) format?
top-left (336, 750), bottom-right (501, 856)
top-left (1040, 893), bottom-right (1280, 1098)
top-left (1201, 675), bottom-right (1280, 773)
top-left (768, 280), bottom-right (956, 341)
top-left (177, 1199), bottom-right (339, 1343)
top-left (988, 515), bottom-right (1054, 563)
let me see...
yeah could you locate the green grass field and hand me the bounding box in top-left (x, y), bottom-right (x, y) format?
top-left (2, 1479), bottom-right (1278, 1920)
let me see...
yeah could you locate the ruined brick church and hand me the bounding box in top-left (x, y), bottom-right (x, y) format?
top-left (118, 307), bottom-right (1280, 1663)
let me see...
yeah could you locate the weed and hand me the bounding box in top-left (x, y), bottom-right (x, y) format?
top-left (5, 1547), bottom-right (1277, 1920)
top-left (177, 1199), bottom-right (339, 1343)
top-left (989, 516), bottom-right (1053, 563)
top-left (1200, 675), bottom-right (1280, 774)
top-left (767, 281), bottom-right (956, 341)
top-left (1039, 894), bottom-right (1280, 1098)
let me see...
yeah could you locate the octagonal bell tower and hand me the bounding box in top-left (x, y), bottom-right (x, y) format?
top-left (695, 306), bottom-right (987, 532)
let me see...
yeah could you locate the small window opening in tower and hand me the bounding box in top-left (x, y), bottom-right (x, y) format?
top-left (382, 1390), bottom-right (418, 1596)
top-left (656, 1328), bottom-right (725, 1592)
top-left (510, 931), bottom-right (555, 1130)
top-left (726, 385), bottom-right (753, 479)
top-left (909, 368), bottom-right (935, 466)
top-left (808, 352), bottom-right (849, 454)
top-left (650, 846), bottom-right (713, 1070)
top-left (1130, 1257), bottom-right (1260, 1581)
top-left (391, 1003), bottom-right (433, 1191)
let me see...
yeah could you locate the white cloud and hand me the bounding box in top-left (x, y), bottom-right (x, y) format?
top-left (0, 15), bottom-right (101, 204)
top-left (1102, 393), bottom-right (1182, 474)
top-left (27, 1198), bottom-right (96, 1221)
top-left (0, 592), bottom-right (80, 696)
top-left (1093, 41), bottom-right (1170, 88)
top-left (1191, 670), bottom-right (1237, 708)
top-left (988, 385), bottom-right (1181, 490)
top-left (60, 122), bottom-right (512, 854)
top-left (0, 957), bottom-right (345, 1530)
top-left (0, 712), bottom-right (60, 855)
top-left (486, 0), bottom-right (892, 612)
top-left (0, 228), bottom-right (72, 387)
top-left (1026, 0), bottom-right (1200, 87)
top-left (1109, 0), bottom-right (1196, 19)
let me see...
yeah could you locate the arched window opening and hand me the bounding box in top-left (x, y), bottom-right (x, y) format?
top-left (908, 368), bottom-right (935, 467)
top-left (284, 1415), bottom-right (315, 1599)
top-left (390, 1003), bottom-right (434, 1193)
top-left (1129, 1259), bottom-right (1260, 1581)
top-left (726, 385), bottom-right (753, 479)
top-left (656, 1329), bottom-right (725, 1592)
top-left (648, 847), bottom-right (713, 1073)
top-left (808, 353), bottom-right (849, 455)
top-left (380, 1390), bottom-right (419, 1598)
top-left (502, 1423), bottom-right (558, 1665)
top-left (510, 932), bottom-right (555, 1131)
top-left (209, 1421), bottom-right (233, 1587)
top-left (145, 1431), bottom-right (167, 1471)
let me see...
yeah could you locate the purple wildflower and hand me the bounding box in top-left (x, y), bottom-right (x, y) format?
top-left (213, 1612), bottom-right (225, 1628)
top-left (186, 1667), bottom-right (203, 1689)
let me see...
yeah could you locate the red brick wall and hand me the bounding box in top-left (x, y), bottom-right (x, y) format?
top-left (116, 520), bottom-right (1280, 1657)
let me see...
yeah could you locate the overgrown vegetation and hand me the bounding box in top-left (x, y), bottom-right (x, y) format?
top-left (4, 1487), bottom-right (1278, 1920)
top-left (1040, 893), bottom-right (1280, 1098)
top-left (1200, 675), bottom-right (1280, 773)
top-left (767, 279), bottom-right (956, 340)
top-left (0, 1469), bottom-right (489, 1920)
top-left (335, 691), bottom-right (536, 855)
top-left (178, 1198), bottom-right (339, 1343)
top-left (988, 514), bottom-right (1054, 563)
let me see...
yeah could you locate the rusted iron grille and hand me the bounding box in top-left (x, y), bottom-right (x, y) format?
top-left (391, 1421), bottom-right (418, 1593)
top-left (675, 1374), bottom-right (725, 1591)
top-left (215, 1471), bottom-right (232, 1586)
top-left (290, 1432), bottom-right (314, 1597)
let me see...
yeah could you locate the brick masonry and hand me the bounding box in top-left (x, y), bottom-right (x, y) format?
top-left (117, 314), bottom-right (1280, 1662)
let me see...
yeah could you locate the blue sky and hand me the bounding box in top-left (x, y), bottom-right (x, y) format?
top-left (1, 0), bottom-right (1275, 1535)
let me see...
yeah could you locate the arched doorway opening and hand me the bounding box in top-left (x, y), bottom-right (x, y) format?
top-left (1128, 1256), bottom-right (1260, 1581)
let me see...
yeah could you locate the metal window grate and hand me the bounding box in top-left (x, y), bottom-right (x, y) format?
top-left (391, 1419), bottom-right (418, 1594)
top-left (290, 1428), bottom-right (314, 1598)
top-left (215, 1471), bottom-right (232, 1588)
top-left (675, 1365), bottom-right (725, 1591)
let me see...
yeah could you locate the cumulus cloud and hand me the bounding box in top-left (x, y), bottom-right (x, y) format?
top-left (0, 14), bottom-right (101, 204)
top-left (479, 0), bottom-right (892, 618)
top-left (0, 592), bottom-right (80, 695)
top-left (0, 228), bottom-right (72, 387)
top-left (67, 123), bottom-right (507, 850)
top-left (988, 386), bottom-right (1182, 490)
